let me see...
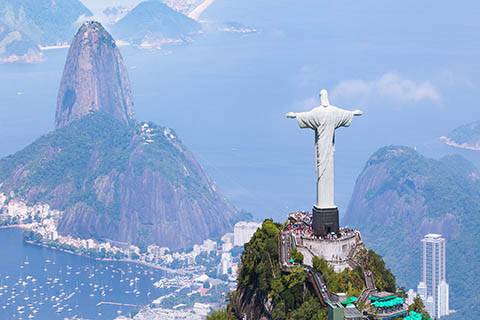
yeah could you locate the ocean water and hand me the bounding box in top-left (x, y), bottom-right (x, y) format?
top-left (1, 1), bottom-right (480, 220)
top-left (0, 1), bottom-right (479, 319)
top-left (0, 228), bottom-right (171, 320)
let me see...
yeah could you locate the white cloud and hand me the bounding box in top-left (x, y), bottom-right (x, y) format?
top-left (292, 96), bottom-right (317, 111)
top-left (331, 72), bottom-right (441, 107)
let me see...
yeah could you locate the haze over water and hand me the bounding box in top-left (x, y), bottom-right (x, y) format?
top-left (1, 0), bottom-right (479, 222)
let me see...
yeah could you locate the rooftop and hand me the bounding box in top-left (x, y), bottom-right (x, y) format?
top-left (344, 306), bottom-right (362, 318)
top-left (371, 291), bottom-right (396, 299)
top-left (424, 233), bottom-right (442, 239)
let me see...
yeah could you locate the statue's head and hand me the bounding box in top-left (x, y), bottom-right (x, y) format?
top-left (320, 89), bottom-right (329, 107)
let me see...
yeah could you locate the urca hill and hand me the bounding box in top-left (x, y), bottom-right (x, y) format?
top-left (0, 21), bottom-right (240, 250)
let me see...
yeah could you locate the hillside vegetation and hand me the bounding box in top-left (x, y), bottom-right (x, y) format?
top-left (0, 0), bottom-right (92, 62)
top-left (0, 112), bottom-right (239, 249)
top-left (212, 219), bottom-right (397, 320)
top-left (444, 120), bottom-right (480, 149)
top-left (344, 145), bottom-right (480, 318)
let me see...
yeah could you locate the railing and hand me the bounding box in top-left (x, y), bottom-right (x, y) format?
top-left (307, 269), bottom-right (329, 307)
top-left (359, 270), bottom-right (377, 303)
top-left (279, 228), bottom-right (376, 308)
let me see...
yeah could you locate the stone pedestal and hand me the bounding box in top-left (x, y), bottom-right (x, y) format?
top-left (312, 206), bottom-right (339, 236)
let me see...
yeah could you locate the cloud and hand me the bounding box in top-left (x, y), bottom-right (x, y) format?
top-left (331, 72), bottom-right (441, 107)
top-left (292, 96), bottom-right (317, 111)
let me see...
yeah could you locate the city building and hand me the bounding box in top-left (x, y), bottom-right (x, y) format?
top-left (148, 245), bottom-right (169, 261)
top-left (417, 233), bottom-right (449, 318)
top-left (219, 252), bottom-right (232, 275)
top-left (201, 239), bottom-right (217, 253)
top-left (86, 239), bottom-right (95, 249)
top-left (221, 233), bottom-right (234, 252)
top-left (0, 192), bottom-right (7, 207)
top-left (406, 288), bottom-right (416, 306)
top-left (49, 231), bottom-right (58, 241)
top-left (7, 199), bottom-right (28, 217)
top-left (233, 221), bottom-right (261, 247)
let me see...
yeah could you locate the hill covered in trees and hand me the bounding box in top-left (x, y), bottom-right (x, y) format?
top-left (344, 145), bottom-right (480, 318)
top-left (208, 219), bottom-right (401, 320)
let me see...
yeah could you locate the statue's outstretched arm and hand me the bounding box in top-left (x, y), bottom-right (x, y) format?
top-left (286, 112), bottom-right (297, 118)
top-left (352, 109), bottom-right (363, 116)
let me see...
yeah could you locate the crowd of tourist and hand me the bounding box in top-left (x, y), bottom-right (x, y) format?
top-left (285, 211), bottom-right (359, 241)
top-left (285, 211), bottom-right (314, 238)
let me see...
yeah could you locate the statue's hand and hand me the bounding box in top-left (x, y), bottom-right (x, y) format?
top-left (353, 109), bottom-right (363, 116)
top-left (286, 112), bottom-right (297, 118)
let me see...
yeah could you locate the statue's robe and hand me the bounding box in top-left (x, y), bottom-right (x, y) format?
top-left (295, 105), bottom-right (354, 208)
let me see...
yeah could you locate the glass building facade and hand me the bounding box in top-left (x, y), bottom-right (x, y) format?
top-left (417, 233), bottom-right (449, 318)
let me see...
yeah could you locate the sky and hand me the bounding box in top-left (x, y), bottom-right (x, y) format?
top-left (1, 0), bottom-right (480, 220)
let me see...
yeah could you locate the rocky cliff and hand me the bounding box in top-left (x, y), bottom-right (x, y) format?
top-left (343, 146), bottom-right (480, 318)
top-left (0, 113), bottom-right (238, 249)
top-left (55, 21), bottom-right (135, 128)
top-left (0, 21), bottom-right (239, 249)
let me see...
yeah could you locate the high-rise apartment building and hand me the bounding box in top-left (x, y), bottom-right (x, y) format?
top-left (417, 233), bottom-right (449, 318)
top-left (233, 221), bottom-right (261, 247)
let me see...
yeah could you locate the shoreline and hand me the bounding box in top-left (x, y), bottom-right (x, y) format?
top-left (0, 224), bottom-right (31, 230)
top-left (8, 230), bottom-right (197, 274)
top-left (188, 0), bottom-right (215, 21)
top-left (440, 136), bottom-right (480, 151)
top-left (39, 44), bottom-right (70, 51)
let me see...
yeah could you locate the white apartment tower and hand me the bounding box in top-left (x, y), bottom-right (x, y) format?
top-left (233, 221), bottom-right (261, 247)
top-left (417, 233), bottom-right (449, 318)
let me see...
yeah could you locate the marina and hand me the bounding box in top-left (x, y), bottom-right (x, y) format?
top-left (0, 228), bottom-right (174, 319)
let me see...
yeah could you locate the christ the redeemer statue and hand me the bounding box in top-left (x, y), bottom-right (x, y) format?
top-left (286, 89), bottom-right (363, 210)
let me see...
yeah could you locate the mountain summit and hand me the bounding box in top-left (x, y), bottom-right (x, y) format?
top-left (110, 0), bottom-right (201, 45)
top-left (343, 145), bottom-right (480, 316)
top-left (1, 22), bottom-right (240, 249)
top-left (55, 21), bottom-right (135, 129)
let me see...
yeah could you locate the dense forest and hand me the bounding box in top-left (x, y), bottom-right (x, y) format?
top-left (208, 219), bottom-right (405, 320)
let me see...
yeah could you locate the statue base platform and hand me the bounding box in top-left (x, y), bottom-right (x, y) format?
top-left (312, 206), bottom-right (339, 237)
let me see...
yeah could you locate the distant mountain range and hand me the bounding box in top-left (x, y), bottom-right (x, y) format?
top-left (0, 23), bottom-right (43, 63)
top-left (0, 0), bottom-right (203, 63)
top-left (109, 0), bottom-right (201, 46)
top-left (0, 0), bottom-right (92, 63)
top-left (441, 120), bottom-right (480, 151)
top-left (0, 21), bottom-right (239, 249)
top-left (343, 145), bottom-right (480, 318)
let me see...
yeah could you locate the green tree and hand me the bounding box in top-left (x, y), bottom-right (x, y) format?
top-left (396, 286), bottom-right (408, 299)
top-left (366, 250), bottom-right (396, 292)
top-left (290, 248), bottom-right (304, 264)
top-left (237, 219), bottom-right (281, 293)
top-left (287, 293), bottom-right (327, 320)
top-left (272, 301), bottom-right (286, 320)
top-left (283, 267), bottom-right (307, 310)
top-left (408, 295), bottom-right (431, 319)
top-left (207, 308), bottom-right (237, 320)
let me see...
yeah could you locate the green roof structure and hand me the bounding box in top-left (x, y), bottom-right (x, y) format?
top-left (403, 311), bottom-right (432, 320)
